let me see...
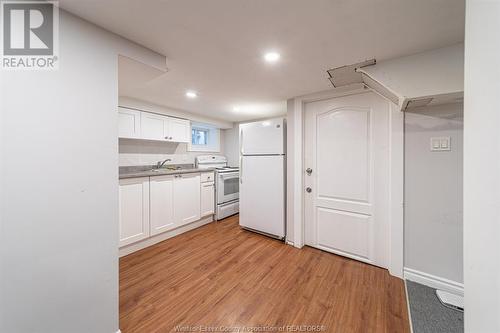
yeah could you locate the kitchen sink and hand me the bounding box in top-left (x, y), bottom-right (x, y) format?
top-left (151, 167), bottom-right (182, 172)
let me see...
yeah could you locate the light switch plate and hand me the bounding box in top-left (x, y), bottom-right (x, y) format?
top-left (430, 137), bottom-right (451, 151)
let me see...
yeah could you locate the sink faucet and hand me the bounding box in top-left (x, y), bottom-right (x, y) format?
top-left (156, 158), bottom-right (172, 169)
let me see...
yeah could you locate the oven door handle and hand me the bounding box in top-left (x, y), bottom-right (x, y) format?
top-left (219, 172), bottom-right (239, 180)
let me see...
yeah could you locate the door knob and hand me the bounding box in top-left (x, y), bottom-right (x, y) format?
top-left (306, 168), bottom-right (312, 175)
top-left (306, 187), bottom-right (312, 193)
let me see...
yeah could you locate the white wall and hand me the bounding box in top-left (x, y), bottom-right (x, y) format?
top-left (404, 104), bottom-right (463, 285)
top-left (0, 10), bottom-right (163, 333)
top-left (222, 126), bottom-right (239, 167)
top-left (285, 99), bottom-right (296, 243)
top-left (464, 1), bottom-right (500, 332)
top-left (119, 137), bottom-right (225, 167)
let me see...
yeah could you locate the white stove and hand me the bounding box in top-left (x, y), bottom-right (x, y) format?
top-left (196, 155), bottom-right (239, 220)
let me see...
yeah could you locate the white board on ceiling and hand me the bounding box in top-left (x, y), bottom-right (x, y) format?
top-left (327, 59), bottom-right (376, 87)
top-left (357, 43), bottom-right (464, 110)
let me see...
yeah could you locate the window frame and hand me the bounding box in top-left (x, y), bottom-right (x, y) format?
top-left (188, 122), bottom-right (221, 152)
top-left (191, 127), bottom-right (209, 146)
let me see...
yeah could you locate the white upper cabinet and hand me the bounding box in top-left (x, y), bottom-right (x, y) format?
top-left (137, 111), bottom-right (191, 143)
top-left (150, 175), bottom-right (175, 236)
top-left (173, 173), bottom-right (201, 227)
top-left (141, 112), bottom-right (167, 141)
top-left (168, 117), bottom-right (190, 143)
top-left (118, 107), bottom-right (141, 139)
top-left (119, 177), bottom-right (150, 247)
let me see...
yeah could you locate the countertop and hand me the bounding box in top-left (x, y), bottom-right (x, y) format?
top-left (119, 165), bottom-right (215, 179)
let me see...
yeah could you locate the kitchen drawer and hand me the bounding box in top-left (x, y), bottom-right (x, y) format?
top-left (216, 200), bottom-right (239, 220)
top-left (200, 172), bottom-right (214, 183)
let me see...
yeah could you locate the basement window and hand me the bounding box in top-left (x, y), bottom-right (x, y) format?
top-left (189, 123), bottom-right (220, 152)
top-left (192, 128), bottom-right (209, 145)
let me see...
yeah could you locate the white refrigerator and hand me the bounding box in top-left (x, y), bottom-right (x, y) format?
top-left (239, 118), bottom-right (286, 239)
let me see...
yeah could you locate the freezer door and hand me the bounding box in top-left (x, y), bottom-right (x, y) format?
top-left (240, 118), bottom-right (284, 155)
top-left (239, 155), bottom-right (285, 238)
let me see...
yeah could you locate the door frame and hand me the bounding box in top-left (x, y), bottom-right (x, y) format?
top-left (287, 84), bottom-right (404, 278)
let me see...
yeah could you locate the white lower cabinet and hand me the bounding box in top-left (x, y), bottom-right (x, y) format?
top-left (173, 173), bottom-right (201, 227)
top-left (119, 177), bottom-right (150, 247)
top-left (200, 172), bottom-right (215, 217)
top-left (120, 172), bottom-right (215, 250)
top-left (150, 175), bottom-right (175, 236)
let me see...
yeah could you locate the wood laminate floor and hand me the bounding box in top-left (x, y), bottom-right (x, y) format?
top-left (119, 215), bottom-right (410, 333)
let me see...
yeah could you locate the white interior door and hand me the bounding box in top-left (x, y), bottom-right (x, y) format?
top-left (304, 92), bottom-right (390, 268)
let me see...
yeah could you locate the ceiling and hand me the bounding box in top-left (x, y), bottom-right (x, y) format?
top-left (59, 0), bottom-right (465, 123)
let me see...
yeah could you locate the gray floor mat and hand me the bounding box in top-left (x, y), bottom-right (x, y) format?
top-left (406, 280), bottom-right (463, 333)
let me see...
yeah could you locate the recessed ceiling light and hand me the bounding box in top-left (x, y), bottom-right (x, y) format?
top-left (185, 91), bottom-right (197, 98)
top-left (263, 52), bottom-right (281, 63)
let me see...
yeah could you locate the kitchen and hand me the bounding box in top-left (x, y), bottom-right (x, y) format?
top-left (117, 103), bottom-right (286, 255)
top-left (1, 1), bottom-right (499, 333)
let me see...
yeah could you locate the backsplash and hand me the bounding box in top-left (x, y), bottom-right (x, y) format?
top-left (119, 138), bottom-right (224, 167)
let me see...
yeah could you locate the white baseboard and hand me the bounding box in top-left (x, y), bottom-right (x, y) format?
top-left (116, 330), bottom-right (121, 333)
top-left (119, 216), bottom-right (214, 257)
top-left (404, 267), bottom-right (464, 296)
top-left (286, 240), bottom-right (294, 246)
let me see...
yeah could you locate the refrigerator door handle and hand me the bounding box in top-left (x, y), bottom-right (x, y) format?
top-left (239, 128), bottom-right (244, 155)
top-left (240, 156), bottom-right (243, 184)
